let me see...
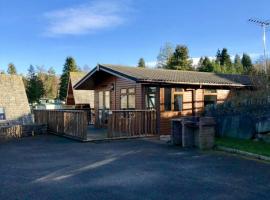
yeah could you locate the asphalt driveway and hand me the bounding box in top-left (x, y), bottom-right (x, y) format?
top-left (1, 135), bottom-right (270, 200)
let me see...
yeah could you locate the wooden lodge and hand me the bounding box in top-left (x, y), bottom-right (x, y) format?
top-left (66, 72), bottom-right (94, 109)
top-left (74, 64), bottom-right (254, 136)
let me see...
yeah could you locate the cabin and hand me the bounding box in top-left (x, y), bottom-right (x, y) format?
top-left (66, 72), bottom-right (94, 109)
top-left (74, 64), bottom-right (254, 136)
top-left (0, 74), bottom-right (31, 124)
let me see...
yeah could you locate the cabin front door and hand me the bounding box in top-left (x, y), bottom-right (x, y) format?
top-left (98, 90), bottom-right (110, 127)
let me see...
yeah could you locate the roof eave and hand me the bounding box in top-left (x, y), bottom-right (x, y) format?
top-left (74, 67), bottom-right (98, 89)
top-left (137, 79), bottom-right (253, 88)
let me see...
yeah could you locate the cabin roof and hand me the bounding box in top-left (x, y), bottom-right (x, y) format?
top-left (69, 72), bottom-right (94, 106)
top-left (75, 64), bottom-right (256, 89)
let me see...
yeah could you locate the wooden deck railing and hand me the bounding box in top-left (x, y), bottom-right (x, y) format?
top-left (33, 110), bottom-right (88, 141)
top-left (108, 110), bottom-right (157, 138)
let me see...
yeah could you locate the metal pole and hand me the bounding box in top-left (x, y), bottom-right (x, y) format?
top-left (248, 18), bottom-right (269, 73)
top-left (263, 25), bottom-right (267, 73)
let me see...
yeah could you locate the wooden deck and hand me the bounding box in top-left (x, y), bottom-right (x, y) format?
top-left (34, 109), bottom-right (158, 142)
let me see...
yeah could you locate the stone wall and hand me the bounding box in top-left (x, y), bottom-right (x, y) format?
top-left (0, 75), bottom-right (31, 123)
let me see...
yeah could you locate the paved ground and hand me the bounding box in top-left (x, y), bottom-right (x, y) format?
top-left (87, 125), bottom-right (107, 140)
top-left (1, 135), bottom-right (270, 200)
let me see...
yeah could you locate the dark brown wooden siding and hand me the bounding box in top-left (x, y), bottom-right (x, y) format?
top-left (93, 74), bottom-right (143, 127)
top-left (159, 88), bottom-right (230, 135)
top-left (91, 72), bottom-right (231, 134)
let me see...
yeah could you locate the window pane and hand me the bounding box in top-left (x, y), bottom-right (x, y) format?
top-left (164, 88), bottom-right (171, 111)
top-left (98, 91), bottom-right (103, 109)
top-left (174, 95), bottom-right (183, 111)
top-left (145, 87), bottom-right (156, 109)
top-left (121, 89), bottom-right (127, 94)
top-left (104, 91), bottom-right (110, 109)
top-left (128, 94), bottom-right (135, 109)
top-left (148, 94), bottom-right (156, 109)
top-left (121, 95), bottom-right (127, 109)
top-left (0, 108), bottom-right (5, 120)
top-left (204, 95), bottom-right (217, 107)
top-left (128, 88), bottom-right (135, 94)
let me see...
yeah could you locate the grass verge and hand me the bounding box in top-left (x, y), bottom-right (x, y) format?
top-left (215, 137), bottom-right (270, 157)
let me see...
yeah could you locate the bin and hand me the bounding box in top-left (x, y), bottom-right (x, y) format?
top-left (171, 119), bottom-right (183, 145)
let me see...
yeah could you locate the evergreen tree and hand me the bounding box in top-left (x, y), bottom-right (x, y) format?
top-left (241, 53), bottom-right (253, 74)
top-left (138, 58), bottom-right (146, 68)
top-left (215, 49), bottom-right (222, 64)
top-left (156, 42), bottom-right (174, 68)
top-left (220, 48), bottom-right (232, 70)
top-left (197, 57), bottom-right (215, 72)
top-left (234, 54), bottom-right (244, 74)
top-left (7, 63), bottom-right (17, 75)
top-left (167, 45), bottom-right (193, 70)
top-left (26, 65), bottom-right (45, 103)
top-left (59, 57), bottom-right (78, 100)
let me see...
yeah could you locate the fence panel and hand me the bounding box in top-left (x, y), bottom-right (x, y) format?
top-left (108, 110), bottom-right (157, 138)
top-left (33, 110), bottom-right (88, 141)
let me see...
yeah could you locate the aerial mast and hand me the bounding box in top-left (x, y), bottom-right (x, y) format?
top-left (249, 18), bottom-right (270, 73)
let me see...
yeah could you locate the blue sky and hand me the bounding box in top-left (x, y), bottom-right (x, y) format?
top-left (1, 0), bottom-right (270, 74)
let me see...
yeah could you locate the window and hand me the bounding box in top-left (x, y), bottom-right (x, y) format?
top-left (145, 87), bottom-right (156, 109)
top-left (0, 108), bottom-right (5, 120)
top-left (121, 88), bottom-right (135, 109)
top-left (128, 88), bottom-right (135, 109)
top-left (105, 91), bottom-right (110, 109)
top-left (99, 91), bottom-right (110, 109)
top-left (164, 88), bottom-right (171, 111)
top-left (204, 89), bottom-right (217, 107)
top-left (173, 88), bottom-right (184, 111)
top-left (174, 94), bottom-right (183, 111)
top-left (163, 88), bottom-right (184, 111)
top-left (204, 95), bottom-right (217, 107)
top-left (98, 91), bottom-right (103, 109)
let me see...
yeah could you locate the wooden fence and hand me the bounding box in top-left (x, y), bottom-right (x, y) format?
top-left (108, 110), bottom-right (157, 138)
top-left (34, 110), bottom-right (88, 141)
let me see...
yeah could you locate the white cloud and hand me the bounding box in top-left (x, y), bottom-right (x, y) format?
top-left (44, 0), bottom-right (131, 36)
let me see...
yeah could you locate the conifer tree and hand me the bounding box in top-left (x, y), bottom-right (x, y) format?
top-left (138, 58), bottom-right (146, 68)
top-left (26, 65), bottom-right (45, 103)
top-left (167, 45), bottom-right (193, 70)
top-left (242, 53), bottom-right (253, 74)
top-left (59, 57), bottom-right (78, 100)
top-left (197, 57), bottom-right (214, 72)
top-left (234, 54), bottom-right (244, 74)
top-left (220, 48), bottom-right (232, 71)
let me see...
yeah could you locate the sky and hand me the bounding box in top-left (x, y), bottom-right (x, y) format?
top-left (1, 0), bottom-right (270, 74)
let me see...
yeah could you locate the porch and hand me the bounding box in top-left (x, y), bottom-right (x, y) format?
top-left (33, 109), bottom-right (158, 142)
